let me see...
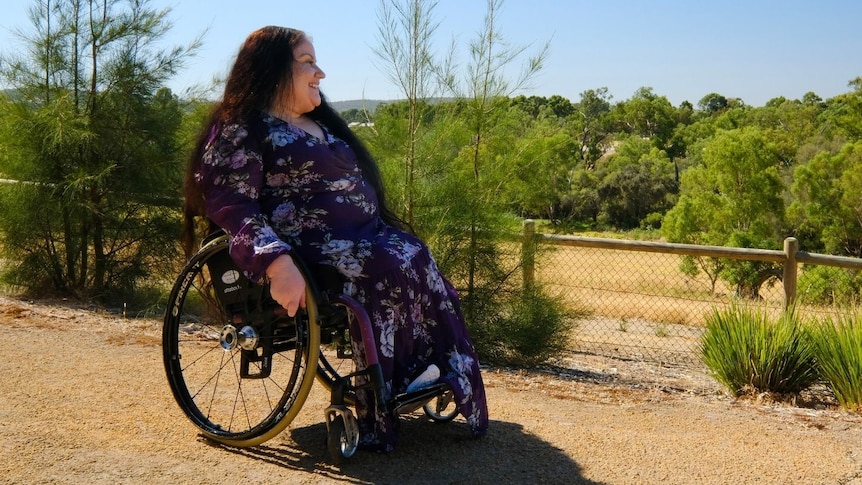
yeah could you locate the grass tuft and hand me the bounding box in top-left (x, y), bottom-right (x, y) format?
top-left (700, 304), bottom-right (818, 398)
top-left (809, 313), bottom-right (862, 411)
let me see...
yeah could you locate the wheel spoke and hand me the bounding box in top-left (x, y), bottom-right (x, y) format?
top-left (162, 235), bottom-right (319, 444)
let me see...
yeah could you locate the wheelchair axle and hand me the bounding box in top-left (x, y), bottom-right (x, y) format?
top-left (219, 324), bottom-right (259, 351)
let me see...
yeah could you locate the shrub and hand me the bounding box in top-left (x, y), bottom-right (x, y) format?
top-left (475, 284), bottom-right (582, 367)
top-left (809, 314), bottom-right (862, 411)
top-left (700, 305), bottom-right (818, 397)
top-left (797, 265), bottom-right (861, 306)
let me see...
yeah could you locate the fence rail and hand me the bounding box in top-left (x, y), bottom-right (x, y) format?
top-left (520, 220), bottom-right (862, 363)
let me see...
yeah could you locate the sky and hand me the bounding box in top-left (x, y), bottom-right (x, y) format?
top-left (1, 0), bottom-right (861, 107)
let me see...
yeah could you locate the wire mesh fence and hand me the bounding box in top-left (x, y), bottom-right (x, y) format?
top-left (523, 221), bottom-right (862, 364)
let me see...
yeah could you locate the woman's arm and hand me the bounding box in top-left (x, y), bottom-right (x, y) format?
top-left (196, 120), bottom-right (306, 315)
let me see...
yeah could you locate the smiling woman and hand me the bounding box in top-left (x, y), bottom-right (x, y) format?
top-left (180, 25), bottom-right (489, 454)
top-left (274, 39), bottom-right (326, 132)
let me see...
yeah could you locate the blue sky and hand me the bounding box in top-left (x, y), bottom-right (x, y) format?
top-left (1, 0), bottom-right (861, 107)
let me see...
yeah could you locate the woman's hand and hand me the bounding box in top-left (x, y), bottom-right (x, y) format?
top-left (265, 254), bottom-right (307, 316)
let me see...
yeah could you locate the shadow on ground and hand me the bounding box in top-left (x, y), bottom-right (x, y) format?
top-left (208, 416), bottom-right (598, 484)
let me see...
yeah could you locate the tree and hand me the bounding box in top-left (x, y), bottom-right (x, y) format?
top-left (788, 141), bottom-right (862, 257)
top-left (597, 137), bottom-right (677, 229)
top-left (746, 97), bottom-right (824, 167)
top-left (370, 0), bottom-right (575, 364)
top-left (571, 87), bottom-right (612, 169)
top-left (698, 92), bottom-right (729, 114)
top-left (662, 127), bottom-right (785, 297)
top-left (373, 0), bottom-right (451, 227)
top-left (0, 0), bottom-right (199, 303)
top-left (434, 0), bottom-right (549, 322)
top-left (613, 87), bottom-right (677, 151)
top-left (502, 114), bottom-right (574, 220)
top-left (818, 77), bottom-right (862, 142)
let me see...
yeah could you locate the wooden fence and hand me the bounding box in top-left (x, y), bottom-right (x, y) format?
top-left (519, 220), bottom-right (862, 362)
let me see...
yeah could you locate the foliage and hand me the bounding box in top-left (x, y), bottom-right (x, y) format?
top-left (611, 87), bottom-right (677, 151)
top-left (596, 136), bottom-right (677, 229)
top-left (421, 0), bottom-right (548, 329)
top-left (809, 313), bottom-right (862, 411)
top-left (498, 114), bottom-right (574, 221)
top-left (369, 0), bottom-right (587, 366)
top-left (819, 77), bottom-right (862, 141)
top-left (788, 141), bottom-right (862, 257)
top-left (0, 0), bottom-right (199, 303)
top-left (475, 284), bottom-right (581, 366)
top-left (700, 305), bottom-right (818, 397)
top-left (373, 0), bottom-right (451, 227)
top-left (662, 127), bottom-right (785, 297)
top-left (797, 265), bottom-right (862, 306)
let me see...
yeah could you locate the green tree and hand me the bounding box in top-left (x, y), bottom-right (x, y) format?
top-left (561, 167), bottom-right (601, 224)
top-left (339, 108), bottom-right (370, 124)
top-left (698, 92), bottom-right (729, 114)
top-left (374, 0), bottom-right (452, 227)
top-left (746, 97), bottom-right (824, 167)
top-left (662, 127), bottom-right (785, 297)
top-left (370, 0), bottom-right (576, 364)
top-left (819, 77), bottom-right (862, 141)
top-left (501, 113), bottom-right (574, 220)
top-left (435, 0), bottom-right (548, 322)
top-left (571, 87), bottom-right (613, 169)
top-left (597, 136), bottom-right (677, 229)
top-left (788, 141), bottom-right (862, 257)
top-left (0, 0), bottom-right (198, 303)
top-left (613, 87), bottom-right (677, 151)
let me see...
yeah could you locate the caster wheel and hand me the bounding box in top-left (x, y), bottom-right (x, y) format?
top-left (423, 389), bottom-right (458, 422)
top-left (327, 411), bottom-right (359, 463)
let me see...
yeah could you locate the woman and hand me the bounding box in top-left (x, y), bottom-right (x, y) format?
top-left (183, 26), bottom-right (488, 452)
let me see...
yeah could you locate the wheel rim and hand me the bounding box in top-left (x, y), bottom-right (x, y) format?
top-left (328, 413), bottom-right (359, 460)
top-left (424, 389), bottom-right (459, 422)
top-left (163, 237), bottom-right (320, 445)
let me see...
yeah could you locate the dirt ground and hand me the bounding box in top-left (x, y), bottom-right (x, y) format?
top-left (1, 296), bottom-right (861, 485)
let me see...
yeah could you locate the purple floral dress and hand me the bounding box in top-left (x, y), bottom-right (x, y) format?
top-left (195, 113), bottom-right (488, 451)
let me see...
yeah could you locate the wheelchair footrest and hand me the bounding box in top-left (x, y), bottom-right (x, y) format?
top-left (390, 382), bottom-right (450, 414)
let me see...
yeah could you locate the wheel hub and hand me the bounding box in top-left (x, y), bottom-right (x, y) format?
top-left (220, 325), bottom-right (259, 351)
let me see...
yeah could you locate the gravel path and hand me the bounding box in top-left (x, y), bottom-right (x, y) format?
top-left (1, 297), bottom-right (861, 484)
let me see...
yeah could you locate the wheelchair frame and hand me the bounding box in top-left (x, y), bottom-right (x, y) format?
top-left (162, 233), bottom-right (458, 461)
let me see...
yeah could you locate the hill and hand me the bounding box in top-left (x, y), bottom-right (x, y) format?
top-left (330, 99), bottom-right (390, 113)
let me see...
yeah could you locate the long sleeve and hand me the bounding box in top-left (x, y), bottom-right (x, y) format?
top-left (195, 120), bottom-right (291, 283)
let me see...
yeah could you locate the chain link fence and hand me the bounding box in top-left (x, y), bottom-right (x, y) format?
top-left (522, 221), bottom-right (862, 364)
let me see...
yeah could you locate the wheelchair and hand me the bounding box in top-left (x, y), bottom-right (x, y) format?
top-left (162, 232), bottom-right (458, 461)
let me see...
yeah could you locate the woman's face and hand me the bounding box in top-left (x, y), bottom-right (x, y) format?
top-left (284, 39), bottom-right (325, 116)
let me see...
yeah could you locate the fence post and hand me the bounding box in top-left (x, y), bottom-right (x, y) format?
top-left (522, 219), bottom-right (536, 290)
top-left (783, 237), bottom-right (798, 310)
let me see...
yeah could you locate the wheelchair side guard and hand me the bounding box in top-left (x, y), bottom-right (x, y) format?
top-left (329, 293), bottom-right (387, 414)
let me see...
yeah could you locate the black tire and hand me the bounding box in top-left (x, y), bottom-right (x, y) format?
top-left (327, 414), bottom-right (358, 463)
top-left (162, 236), bottom-right (320, 447)
top-left (423, 389), bottom-right (459, 422)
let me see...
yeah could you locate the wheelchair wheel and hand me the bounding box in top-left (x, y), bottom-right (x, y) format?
top-left (163, 236), bottom-right (320, 447)
top-left (423, 388), bottom-right (459, 422)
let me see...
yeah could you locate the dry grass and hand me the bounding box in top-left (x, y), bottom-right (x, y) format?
top-left (532, 244), bottom-right (791, 361)
top-left (536, 244), bottom-right (787, 323)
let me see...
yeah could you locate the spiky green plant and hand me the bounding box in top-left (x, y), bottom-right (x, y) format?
top-left (700, 305), bottom-right (818, 397)
top-left (809, 314), bottom-right (862, 411)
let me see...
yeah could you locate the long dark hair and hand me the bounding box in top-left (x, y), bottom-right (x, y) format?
top-left (183, 26), bottom-right (404, 257)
